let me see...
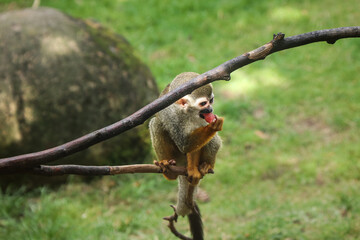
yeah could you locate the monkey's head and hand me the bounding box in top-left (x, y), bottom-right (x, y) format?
top-left (170, 72), bottom-right (217, 125)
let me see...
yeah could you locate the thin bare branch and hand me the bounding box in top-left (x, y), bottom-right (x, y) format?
top-left (163, 205), bottom-right (193, 240)
top-left (0, 26), bottom-right (359, 171)
top-left (1, 164), bottom-right (189, 176)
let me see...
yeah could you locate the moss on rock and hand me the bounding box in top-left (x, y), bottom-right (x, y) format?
top-left (0, 7), bottom-right (158, 186)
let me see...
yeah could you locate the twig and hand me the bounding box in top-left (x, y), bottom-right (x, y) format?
top-left (0, 27), bottom-right (359, 171)
top-left (163, 205), bottom-right (193, 240)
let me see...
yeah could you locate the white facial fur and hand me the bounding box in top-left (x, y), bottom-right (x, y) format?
top-left (180, 94), bottom-right (214, 111)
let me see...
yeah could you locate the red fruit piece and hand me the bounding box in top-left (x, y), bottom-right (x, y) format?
top-left (203, 113), bottom-right (216, 123)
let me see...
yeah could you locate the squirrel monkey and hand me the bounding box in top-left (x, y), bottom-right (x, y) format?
top-left (149, 72), bottom-right (223, 240)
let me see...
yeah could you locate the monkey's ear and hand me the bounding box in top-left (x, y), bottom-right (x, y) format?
top-left (176, 98), bottom-right (188, 108)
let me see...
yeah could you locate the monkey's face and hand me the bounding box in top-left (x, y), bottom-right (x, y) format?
top-left (177, 93), bottom-right (216, 124)
top-left (196, 95), bottom-right (216, 123)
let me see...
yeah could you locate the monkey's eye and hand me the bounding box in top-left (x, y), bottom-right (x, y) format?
top-left (199, 101), bottom-right (207, 107)
top-left (209, 98), bottom-right (214, 104)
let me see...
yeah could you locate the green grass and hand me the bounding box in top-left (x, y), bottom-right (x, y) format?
top-left (1, 0), bottom-right (360, 239)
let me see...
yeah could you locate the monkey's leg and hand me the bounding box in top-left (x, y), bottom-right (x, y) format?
top-left (198, 135), bottom-right (221, 177)
top-left (186, 150), bottom-right (202, 186)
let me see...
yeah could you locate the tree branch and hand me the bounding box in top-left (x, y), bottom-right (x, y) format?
top-left (0, 26), bottom-right (359, 171)
top-left (2, 164), bottom-right (189, 176)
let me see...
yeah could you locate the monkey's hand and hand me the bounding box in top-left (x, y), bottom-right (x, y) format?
top-left (208, 116), bottom-right (224, 132)
top-left (154, 159), bottom-right (178, 180)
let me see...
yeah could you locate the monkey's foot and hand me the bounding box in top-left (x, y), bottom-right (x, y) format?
top-left (187, 167), bottom-right (202, 186)
top-left (154, 159), bottom-right (178, 180)
top-left (199, 162), bottom-right (214, 177)
top-left (163, 205), bottom-right (192, 240)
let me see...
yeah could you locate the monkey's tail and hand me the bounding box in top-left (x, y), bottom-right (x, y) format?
top-left (176, 176), bottom-right (194, 216)
top-left (188, 202), bottom-right (204, 240)
top-left (177, 176), bottom-right (204, 240)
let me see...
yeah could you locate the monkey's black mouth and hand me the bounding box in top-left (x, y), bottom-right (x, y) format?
top-left (199, 108), bottom-right (212, 119)
top-left (200, 108), bottom-right (212, 114)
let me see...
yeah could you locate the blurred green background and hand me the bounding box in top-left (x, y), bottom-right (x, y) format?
top-left (1, 0), bottom-right (359, 239)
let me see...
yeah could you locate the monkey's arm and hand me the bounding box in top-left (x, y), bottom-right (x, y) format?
top-left (183, 116), bottom-right (224, 153)
top-left (186, 118), bottom-right (223, 185)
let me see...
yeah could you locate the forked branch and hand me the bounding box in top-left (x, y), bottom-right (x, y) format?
top-left (163, 205), bottom-right (193, 240)
top-left (0, 26), bottom-right (359, 172)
